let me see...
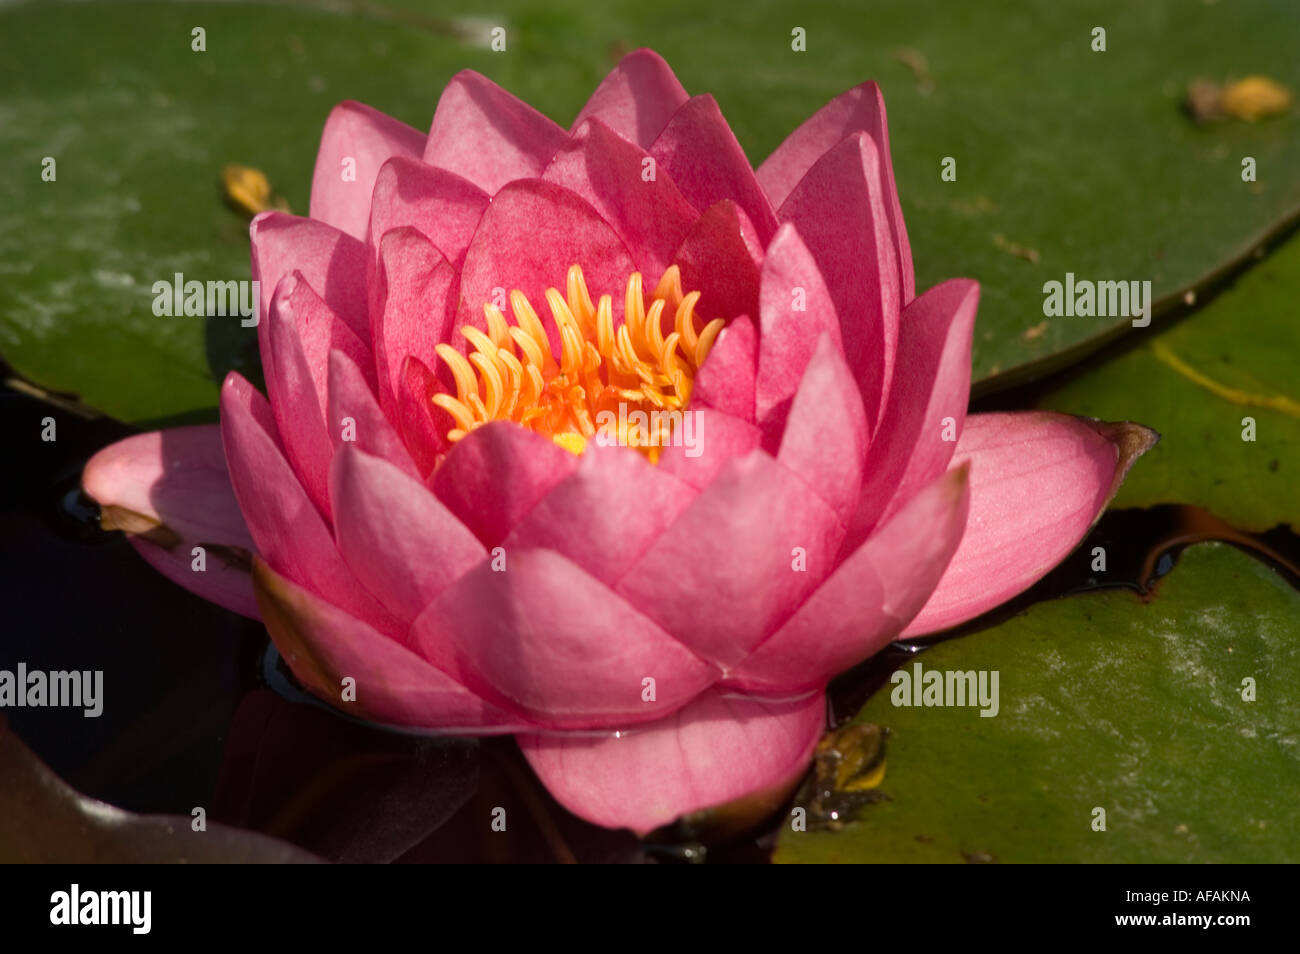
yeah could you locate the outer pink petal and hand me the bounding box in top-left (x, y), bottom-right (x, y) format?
top-left (518, 688), bottom-right (826, 835)
top-left (83, 426), bottom-right (258, 618)
top-left (219, 373), bottom-right (404, 639)
top-left (776, 335), bottom-right (868, 525)
top-left (758, 81), bottom-right (914, 301)
top-left (503, 443), bottom-right (697, 585)
top-left (902, 413), bottom-right (1159, 636)
top-left (777, 134), bottom-right (900, 432)
top-left (842, 278), bottom-right (978, 553)
top-left (423, 70), bottom-right (569, 195)
top-left (264, 274), bottom-right (336, 521)
top-left (691, 314), bottom-right (756, 422)
top-left (572, 48), bottom-right (689, 147)
top-left (369, 227), bottom-right (459, 420)
top-left (326, 349), bottom-right (422, 481)
top-left (542, 118), bottom-right (696, 280)
top-left (83, 426), bottom-right (254, 551)
top-left (671, 199), bottom-right (763, 323)
top-left (650, 95), bottom-right (779, 243)
top-left (431, 420), bottom-right (580, 546)
top-left (309, 100), bottom-right (425, 241)
top-left (726, 465), bottom-right (970, 693)
top-left (755, 224), bottom-right (842, 421)
top-left (330, 445), bottom-right (483, 626)
top-left (413, 549), bottom-right (718, 730)
top-left (457, 179), bottom-right (638, 353)
top-left (615, 449), bottom-right (844, 667)
top-left (253, 557), bottom-right (522, 732)
top-left (365, 156), bottom-right (488, 270)
top-left (249, 211), bottom-right (369, 341)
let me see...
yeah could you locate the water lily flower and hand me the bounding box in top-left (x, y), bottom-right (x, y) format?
top-left (82, 50), bottom-right (1155, 835)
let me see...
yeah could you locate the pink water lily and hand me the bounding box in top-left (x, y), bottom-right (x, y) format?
top-left (82, 50), bottom-right (1154, 835)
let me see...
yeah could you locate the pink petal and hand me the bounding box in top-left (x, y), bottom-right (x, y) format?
top-left (369, 227), bottom-right (459, 420)
top-left (253, 557), bottom-right (522, 732)
top-left (330, 445), bottom-right (483, 625)
top-left (691, 314), bottom-right (756, 422)
top-left (776, 335), bottom-right (868, 525)
top-left (572, 48), bottom-right (689, 148)
top-left (902, 413), bottom-right (1159, 636)
top-left (457, 178), bottom-right (637, 353)
top-left (423, 70), bottom-right (568, 195)
top-left (727, 464), bottom-right (970, 692)
top-left (503, 443), bottom-right (697, 585)
top-left (309, 100), bottom-right (426, 241)
top-left (83, 426), bottom-right (254, 551)
top-left (326, 349), bottom-right (421, 481)
top-left (650, 95), bottom-right (779, 243)
top-left (755, 224), bottom-right (842, 421)
top-left (128, 536), bottom-right (259, 619)
top-left (519, 687), bottom-right (826, 835)
top-left (397, 355), bottom-right (452, 477)
top-left (219, 373), bottom-right (404, 638)
top-left (671, 199), bottom-right (763, 323)
top-left (542, 118), bottom-right (697, 280)
top-left (412, 549), bottom-right (718, 730)
top-left (655, 408), bottom-right (761, 490)
top-left (615, 449), bottom-right (844, 667)
top-left (365, 156), bottom-right (488, 269)
top-left (82, 426), bottom-right (259, 618)
top-left (777, 134), bottom-right (900, 431)
top-left (431, 420), bottom-right (580, 546)
top-left (284, 271), bottom-right (376, 409)
top-left (842, 279), bottom-right (978, 552)
top-left (249, 211), bottom-right (369, 341)
top-left (264, 274), bottom-right (336, 521)
top-left (757, 81), bottom-right (913, 301)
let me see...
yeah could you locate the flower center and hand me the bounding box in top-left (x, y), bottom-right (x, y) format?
top-left (433, 264), bottom-right (724, 461)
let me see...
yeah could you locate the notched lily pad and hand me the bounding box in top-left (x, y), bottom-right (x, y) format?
top-left (1036, 232), bottom-right (1300, 532)
top-left (776, 544), bottom-right (1300, 863)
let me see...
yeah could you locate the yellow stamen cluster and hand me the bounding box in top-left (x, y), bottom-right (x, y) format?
top-left (432, 265), bottom-right (724, 461)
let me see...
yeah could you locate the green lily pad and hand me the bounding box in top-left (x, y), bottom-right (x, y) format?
top-left (3, 0), bottom-right (1300, 422)
top-left (1035, 233), bottom-right (1300, 533)
top-left (775, 543), bottom-right (1300, 863)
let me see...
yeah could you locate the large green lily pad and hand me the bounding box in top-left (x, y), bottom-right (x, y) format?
top-left (2, 0), bottom-right (1300, 422)
top-left (1035, 232), bottom-right (1300, 533)
top-left (776, 543), bottom-right (1300, 863)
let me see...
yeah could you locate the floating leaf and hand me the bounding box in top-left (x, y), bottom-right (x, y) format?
top-left (776, 544), bottom-right (1300, 863)
top-left (1035, 233), bottom-right (1300, 532)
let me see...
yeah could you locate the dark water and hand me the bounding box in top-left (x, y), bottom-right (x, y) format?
top-left (4, 380), bottom-right (1298, 863)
